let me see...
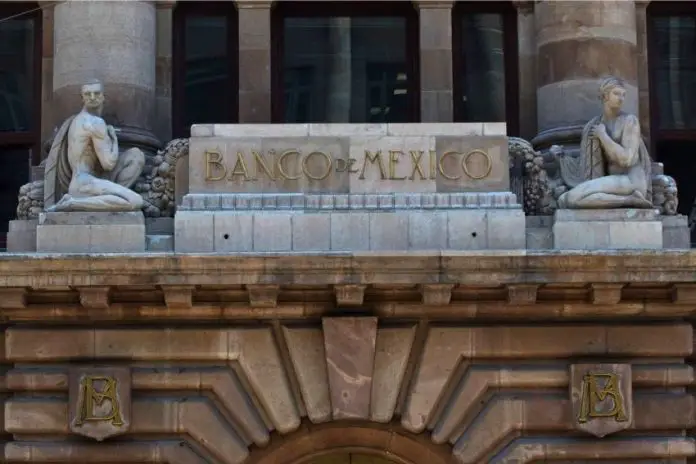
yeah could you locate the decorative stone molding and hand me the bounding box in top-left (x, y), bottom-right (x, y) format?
top-left (162, 285), bottom-right (195, 309)
top-left (420, 284), bottom-right (454, 305)
top-left (247, 284), bottom-right (279, 308)
top-left (412, 0), bottom-right (455, 9)
top-left (512, 0), bottom-right (536, 14)
top-left (671, 283), bottom-right (696, 304)
top-left (77, 287), bottom-right (111, 309)
top-left (507, 284), bottom-right (538, 304)
top-left (0, 288), bottom-right (28, 309)
top-left (334, 285), bottom-right (366, 306)
top-left (235, 0), bottom-right (274, 9)
top-left (590, 283), bottom-right (625, 305)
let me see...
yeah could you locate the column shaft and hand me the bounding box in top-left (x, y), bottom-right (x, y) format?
top-left (533, 0), bottom-right (639, 148)
top-left (237, 1), bottom-right (272, 123)
top-left (53, 0), bottom-right (157, 138)
top-left (415, 1), bottom-right (454, 122)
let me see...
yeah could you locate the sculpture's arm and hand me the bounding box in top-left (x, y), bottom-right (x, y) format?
top-left (85, 118), bottom-right (119, 171)
top-left (597, 115), bottom-right (641, 168)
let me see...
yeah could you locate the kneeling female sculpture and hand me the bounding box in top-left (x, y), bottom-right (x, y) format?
top-left (557, 77), bottom-right (653, 209)
top-left (44, 79), bottom-right (145, 212)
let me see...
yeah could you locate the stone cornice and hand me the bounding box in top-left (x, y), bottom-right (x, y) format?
top-left (0, 251), bottom-right (694, 323)
top-left (0, 250), bottom-right (695, 286)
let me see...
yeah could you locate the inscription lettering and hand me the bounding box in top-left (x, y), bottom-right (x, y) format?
top-left (75, 375), bottom-right (124, 426)
top-left (578, 372), bottom-right (627, 423)
top-left (204, 148), bottom-right (494, 182)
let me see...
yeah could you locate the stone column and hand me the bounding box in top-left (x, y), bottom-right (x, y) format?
top-left (415, 1), bottom-right (454, 122)
top-left (532, 0), bottom-right (639, 152)
top-left (52, 0), bottom-right (160, 153)
top-left (155, 1), bottom-right (175, 142)
top-left (635, 1), bottom-right (651, 142)
top-left (326, 18), bottom-right (352, 122)
top-left (237, 0), bottom-right (272, 123)
top-left (514, 1), bottom-right (537, 140)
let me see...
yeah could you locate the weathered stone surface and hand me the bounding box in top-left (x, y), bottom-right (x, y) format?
top-left (322, 317), bottom-right (378, 420)
top-left (7, 220), bottom-right (38, 252)
top-left (570, 363), bottom-right (632, 438)
top-left (553, 209), bottom-right (663, 250)
top-left (36, 212), bottom-right (146, 253)
top-left (68, 367), bottom-right (131, 441)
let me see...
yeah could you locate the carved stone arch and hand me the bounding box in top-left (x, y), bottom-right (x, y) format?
top-left (246, 421), bottom-right (457, 464)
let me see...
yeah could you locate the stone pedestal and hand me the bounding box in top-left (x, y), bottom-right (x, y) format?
top-left (7, 220), bottom-right (38, 252)
top-left (553, 209), bottom-right (662, 250)
top-left (36, 212), bottom-right (146, 253)
top-left (175, 192), bottom-right (525, 252)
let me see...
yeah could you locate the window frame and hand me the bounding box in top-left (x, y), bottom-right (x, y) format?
top-left (270, 1), bottom-right (421, 123)
top-left (172, 1), bottom-right (238, 138)
top-left (646, 0), bottom-right (696, 153)
top-left (451, 1), bottom-right (519, 136)
top-left (0, 2), bottom-right (42, 164)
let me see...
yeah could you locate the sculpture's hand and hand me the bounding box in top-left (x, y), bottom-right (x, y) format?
top-left (106, 125), bottom-right (117, 141)
top-left (590, 123), bottom-right (607, 140)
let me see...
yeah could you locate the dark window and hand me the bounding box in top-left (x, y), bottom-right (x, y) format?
top-left (272, 2), bottom-right (419, 123)
top-left (173, 2), bottom-right (238, 137)
top-left (0, 2), bottom-right (40, 247)
top-left (648, 2), bottom-right (696, 217)
top-left (453, 2), bottom-right (518, 135)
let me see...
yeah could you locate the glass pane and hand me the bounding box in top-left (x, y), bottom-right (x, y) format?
top-left (0, 16), bottom-right (35, 132)
top-left (282, 16), bottom-right (410, 123)
top-left (0, 148), bottom-right (31, 234)
top-left (458, 13), bottom-right (506, 122)
top-left (651, 15), bottom-right (696, 130)
top-left (183, 15), bottom-right (231, 130)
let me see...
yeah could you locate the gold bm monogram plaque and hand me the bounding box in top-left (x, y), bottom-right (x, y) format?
top-left (75, 376), bottom-right (124, 426)
top-left (204, 148), bottom-right (494, 182)
top-left (577, 372), bottom-right (627, 423)
top-left (69, 367), bottom-right (131, 441)
top-left (570, 364), bottom-right (632, 438)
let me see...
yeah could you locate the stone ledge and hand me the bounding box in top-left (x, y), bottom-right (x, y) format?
top-left (0, 251), bottom-right (694, 287)
top-left (555, 208), bottom-right (660, 222)
top-left (190, 122), bottom-right (507, 138)
top-left (180, 192), bottom-right (520, 211)
top-left (39, 211), bottom-right (145, 226)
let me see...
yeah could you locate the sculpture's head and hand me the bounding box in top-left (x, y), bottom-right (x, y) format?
top-left (81, 79), bottom-right (105, 113)
top-left (599, 76), bottom-right (626, 111)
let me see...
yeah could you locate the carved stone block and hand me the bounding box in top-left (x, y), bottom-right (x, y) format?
top-left (570, 363), bottom-right (632, 438)
top-left (69, 367), bottom-right (131, 441)
top-left (322, 317), bottom-right (378, 420)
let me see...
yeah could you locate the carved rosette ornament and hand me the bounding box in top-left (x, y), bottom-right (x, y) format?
top-left (68, 367), bottom-right (132, 441)
top-left (570, 364), bottom-right (633, 438)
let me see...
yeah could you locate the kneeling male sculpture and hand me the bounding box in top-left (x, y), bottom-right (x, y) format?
top-left (44, 79), bottom-right (145, 212)
top-left (557, 76), bottom-right (653, 209)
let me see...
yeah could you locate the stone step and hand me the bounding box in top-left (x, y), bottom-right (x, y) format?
top-left (146, 234), bottom-right (173, 252)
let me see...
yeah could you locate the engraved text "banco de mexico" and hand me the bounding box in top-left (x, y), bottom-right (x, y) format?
top-left (204, 149), bottom-right (494, 182)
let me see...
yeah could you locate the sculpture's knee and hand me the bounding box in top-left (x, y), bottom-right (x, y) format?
top-left (124, 147), bottom-right (145, 171)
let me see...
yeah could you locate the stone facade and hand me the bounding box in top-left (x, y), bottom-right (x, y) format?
top-left (2, 1), bottom-right (696, 463)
